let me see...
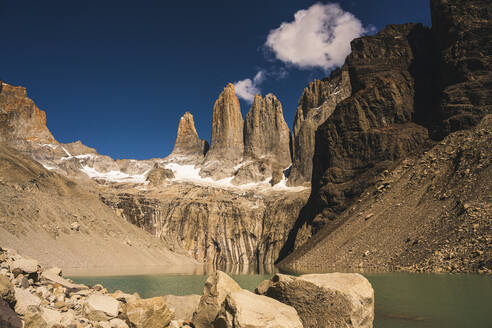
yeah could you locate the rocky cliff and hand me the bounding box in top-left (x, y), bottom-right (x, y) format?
top-left (0, 82), bottom-right (56, 145)
top-left (243, 93), bottom-right (291, 168)
top-left (280, 114), bottom-right (491, 274)
top-left (279, 0), bottom-right (491, 273)
top-left (288, 68), bottom-right (352, 186)
top-left (166, 112), bottom-right (209, 164)
top-left (430, 0), bottom-right (492, 138)
top-left (100, 185), bottom-right (309, 270)
top-left (200, 84), bottom-right (244, 179)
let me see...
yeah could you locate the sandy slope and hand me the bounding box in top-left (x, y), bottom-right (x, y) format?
top-left (0, 143), bottom-right (200, 275)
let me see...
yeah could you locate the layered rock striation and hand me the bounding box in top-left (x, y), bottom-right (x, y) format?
top-left (430, 0), bottom-right (492, 138)
top-left (288, 68), bottom-right (352, 186)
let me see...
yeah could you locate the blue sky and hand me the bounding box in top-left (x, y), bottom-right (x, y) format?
top-left (1, 0), bottom-right (431, 159)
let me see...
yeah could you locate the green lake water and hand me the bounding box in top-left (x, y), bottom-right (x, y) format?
top-left (71, 272), bottom-right (492, 328)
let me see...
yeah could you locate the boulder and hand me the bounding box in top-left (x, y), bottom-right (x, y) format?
top-left (258, 273), bottom-right (374, 328)
top-left (40, 270), bottom-right (88, 291)
top-left (109, 318), bottom-right (129, 328)
top-left (162, 294), bottom-right (201, 322)
top-left (192, 271), bottom-right (241, 328)
top-left (0, 299), bottom-right (22, 328)
top-left (214, 289), bottom-right (303, 328)
top-left (9, 259), bottom-right (39, 276)
top-left (84, 294), bottom-right (120, 321)
top-left (14, 288), bottom-right (41, 315)
top-left (0, 275), bottom-right (16, 306)
top-left (23, 308), bottom-right (48, 328)
top-left (125, 296), bottom-right (173, 328)
top-left (40, 307), bottom-right (62, 327)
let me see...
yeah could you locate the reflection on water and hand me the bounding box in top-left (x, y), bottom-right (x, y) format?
top-left (70, 271), bottom-right (492, 328)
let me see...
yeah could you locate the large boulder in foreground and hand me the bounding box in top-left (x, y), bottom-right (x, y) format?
top-left (192, 271), bottom-right (241, 328)
top-left (257, 273), bottom-right (374, 328)
top-left (162, 294), bottom-right (201, 322)
top-left (214, 289), bottom-right (303, 328)
top-left (125, 296), bottom-right (173, 328)
top-left (84, 294), bottom-right (120, 321)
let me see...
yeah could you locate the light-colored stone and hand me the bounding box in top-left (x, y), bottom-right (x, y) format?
top-left (109, 317), bottom-right (129, 328)
top-left (125, 296), bottom-right (172, 328)
top-left (259, 273), bottom-right (374, 328)
top-left (14, 287), bottom-right (41, 315)
top-left (84, 294), bottom-right (119, 321)
top-left (45, 267), bottom-right (62, 277)
top-left (192, 271), bottom-right (242, 328)
top-left (10, 259), bottom-right (39, 275)
top-left (41, 270), bottom-right (88, 291)
top-left (163, 294), bottom-right (201, 321)
top-left (40, 307), bottom-right (62, 327)
top-left (214, 289), bottom-right (303, 328)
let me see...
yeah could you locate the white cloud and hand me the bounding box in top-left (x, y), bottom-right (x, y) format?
top-left (265, 2), bottom-right (367, 70)
top-left (234, 70), bottom-right (265, 103)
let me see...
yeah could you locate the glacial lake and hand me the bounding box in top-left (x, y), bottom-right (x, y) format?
top-left (71, 272), bottom-right (492, 328)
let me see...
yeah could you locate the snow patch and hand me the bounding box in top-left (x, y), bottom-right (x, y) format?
top-left (81, 165), bottom-right (149, 183)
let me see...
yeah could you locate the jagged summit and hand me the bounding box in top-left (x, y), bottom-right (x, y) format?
top-left (166, 111), bottom-right (209, 163)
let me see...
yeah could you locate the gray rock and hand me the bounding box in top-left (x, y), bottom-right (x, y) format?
top-left (0, 299), bottom-right (22, 328)
top-left (258, 273), bottom-right (374, 328)
top-left (40, 271), bottom-right (88, 292)
top-left (125, 296), bottom-right (173, 328)
top-left (84, 294), bottom-right (119, 321)
top-left (214, 289), bottom-right (303, 328)
top-left (162, 294), bottom-right (201, 322)
top-left (14, 288), bottom-right (41, 315)
top-left (0, 275), bottom-right (16, 306)
top-left (9, 259), bottom-right (39, 275)
top-left (192, 271), bottom-right (241, 328)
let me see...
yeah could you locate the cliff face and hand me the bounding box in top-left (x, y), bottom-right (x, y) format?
top-left (101, 186), bottom-right (309, 269)
top-left (0, 82), bottom-right (56, 145)
top-left (430, 0), bottom-right (492, 138)
top-left (243, 94), bottom-right (291, 168)
top-left (288, 68), bottom-right (352, 186)
top-left (200, 84), bottom-right (244, 179)
top-left (280, 114), bottom-right (491, 274)
top-left (166, 112), bottom-right (209, 163)
top-left (309, 23), bottom-right (433, 228)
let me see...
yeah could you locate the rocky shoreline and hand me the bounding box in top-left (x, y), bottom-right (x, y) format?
top-left (0, 247), bottom-right (374, 328)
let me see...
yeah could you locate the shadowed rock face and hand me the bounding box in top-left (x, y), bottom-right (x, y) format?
top-left (0, 82), bottom-right (55, 145)
top-left (201, 84), bottom-right (244, 179)
top-left (167, 112), bottom-right (209, 163)
top-left (288, 68), bottom-right (352, 186)
top-left (430, 0), bottom-right (492, 138)
top-left (243, 93), bottom-right (291, 168)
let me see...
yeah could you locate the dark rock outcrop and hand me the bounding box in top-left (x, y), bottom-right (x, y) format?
top-left (243, 94), bottom-right (291, 168)
top-left (280, 115), bottom-right (491, 274)
top-left (430, 0), bottom-right (492, 138)
top-left (308, 23), bottom-right (433, 231)
top-left (167, 112), bottom-right (209, 163)
top-left (288, 68), bottom-right (352, 186)
top-left (201, 84), bottom-right (244, 179)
